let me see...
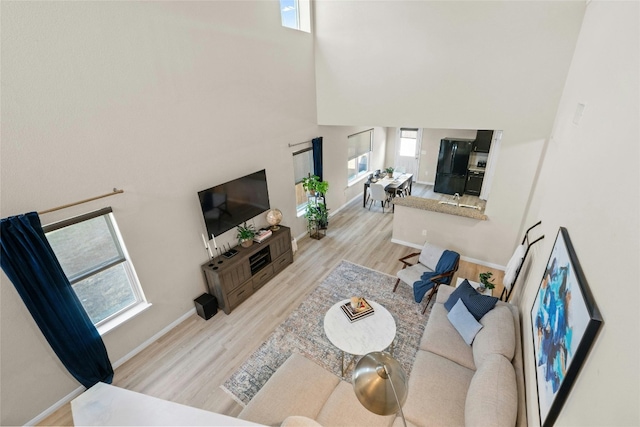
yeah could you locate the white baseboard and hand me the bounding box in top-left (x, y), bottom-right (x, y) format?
top-left (294, 193), bottom-right (361, 244)
top-left (391, 238), bottom-right (423, 250)
top-left (391, 238), bottom-right (506, 270)
top-left (460, 256), bottom-right (506, 271)
top-left (25, 386), bottom-right (85, 426)
top-left (26, 308), bottom-right (196, 426)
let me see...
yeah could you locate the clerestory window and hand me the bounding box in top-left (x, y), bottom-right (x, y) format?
top-left (280, 0), bottom-right (311, 33)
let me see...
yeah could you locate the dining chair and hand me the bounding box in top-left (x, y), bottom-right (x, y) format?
top-left (393, 180), bottom-right (409, 198)
top-left (368, 183), bottom-right (389, 213)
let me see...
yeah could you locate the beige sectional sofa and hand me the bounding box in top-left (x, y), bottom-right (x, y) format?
top-left (238, 284), bottom-right (525, 427)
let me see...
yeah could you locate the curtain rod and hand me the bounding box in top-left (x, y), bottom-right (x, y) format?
top-left (288, 139), bottom-right (313, 148)
top-left (38, 188), bottom-right (124, 215)
top-left (348, 128), bottom-right (374, 138)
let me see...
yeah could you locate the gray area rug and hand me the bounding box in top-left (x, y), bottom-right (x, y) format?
top-left (222, 260), bottom-right (432, 406)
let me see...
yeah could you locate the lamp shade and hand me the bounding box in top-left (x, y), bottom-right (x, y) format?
top-left (352, 351), bottom-right (408, 416)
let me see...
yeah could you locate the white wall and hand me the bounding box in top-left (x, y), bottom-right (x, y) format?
top-left (314, 0), bottom-right (586, 265)
top-left (518, 1), bottom-right (639, 425)
top-left (317, 126), bottom-right (388, 214)
top-left (0, 2), bottom-right (318, 424)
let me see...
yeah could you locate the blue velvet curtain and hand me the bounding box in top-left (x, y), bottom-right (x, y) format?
top-left (0, 212), bottom-right (113, 388)
top-left (312, 136), bottom-right (323, 182)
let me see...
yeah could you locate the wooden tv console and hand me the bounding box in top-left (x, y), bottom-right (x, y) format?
top-left (201, 226), bottom-right (293, 314)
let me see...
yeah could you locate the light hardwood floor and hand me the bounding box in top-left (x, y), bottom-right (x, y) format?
top-left (39, 184), bottom-right (504, 426)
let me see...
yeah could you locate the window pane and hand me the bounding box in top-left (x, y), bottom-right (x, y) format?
top-left (293, 148), bottom-right (314, 183)
top-left (72, 263), bottom-right (137, 324)
top-left (280, 0), bottom-right (299, 29)
top-left (400, 129), bottom-right (418, 138)
top-left (358, 154), bottom-right (368, 173)
top-left (295, 182), bottom-right (308, 212)
top-left (347, 158), bottom-right (357, 181)
top-left (47, 216), bottom-right (122, 280)
top-left (399, 138), bottom-right (417, 157)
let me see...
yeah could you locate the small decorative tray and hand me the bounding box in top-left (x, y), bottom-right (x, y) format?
top-left (341, 298), bottom-right (374, 322)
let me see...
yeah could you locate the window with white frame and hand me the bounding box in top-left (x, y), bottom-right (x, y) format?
top-left (293, 147), bottom-right (314, 215)
top-left (44, 208), bottom-right (148, 333)
top-left (399, 128), bottom-right (419, 156)
top-left (280, 0), bottom-right (311, 33)
top-left (347, 129), bottom-right (373, 184)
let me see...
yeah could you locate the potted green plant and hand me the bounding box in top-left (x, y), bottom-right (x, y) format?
top-left (302, 175), bottom-right (329, 196)
top-left (301, 175), bottom-right (329, 239)
top-left (236, 222), bottom-right (256, 248)
top-left (478, 271), bottom-right (495, 292)
top-left (385, 167), bottom-right (395, 178)
top-left (304, 203), bottom-right (329, 231)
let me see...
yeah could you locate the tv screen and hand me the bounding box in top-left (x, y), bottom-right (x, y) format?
top-left (198, 169), bottom-right (271, 238)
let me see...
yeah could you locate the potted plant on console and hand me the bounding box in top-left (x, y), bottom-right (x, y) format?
top-left (302, 175), bottom-right (329, 240)
top-left (236, 222), bottom-right (256, 248)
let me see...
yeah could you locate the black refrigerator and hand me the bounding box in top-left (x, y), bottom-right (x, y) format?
top-left (434, 138), bottom-right (473, 195)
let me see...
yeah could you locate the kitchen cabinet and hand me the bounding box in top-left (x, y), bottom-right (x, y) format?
top-left (473, 130), bottom-right (493, 153)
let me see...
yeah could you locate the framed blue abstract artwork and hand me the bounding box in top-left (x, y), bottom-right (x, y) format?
top-left (531, 227), bottom-right (602, 427)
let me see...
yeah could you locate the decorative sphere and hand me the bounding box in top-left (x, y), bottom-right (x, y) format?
top-left (266, 209), bottom-right (283, 230)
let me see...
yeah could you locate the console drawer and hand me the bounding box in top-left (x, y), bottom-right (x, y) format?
top-left (228, 280), bottom-right (253, 309)
top-left (273, 250), bottom-right (293, 274)
top-left (252, 264), bottom-right (274, 291)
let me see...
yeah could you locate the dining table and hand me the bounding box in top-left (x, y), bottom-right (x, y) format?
top-left (362, 173), bottom-right (413, 209)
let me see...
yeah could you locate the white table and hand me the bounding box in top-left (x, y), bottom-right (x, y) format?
top-left (323, 299), bottom-right (396, 376)
top-left (456, 277), bottom-right (493, 296)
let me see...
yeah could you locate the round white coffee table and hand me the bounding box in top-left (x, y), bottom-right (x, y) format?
top-left (323, 299), bottom-right (396, 376)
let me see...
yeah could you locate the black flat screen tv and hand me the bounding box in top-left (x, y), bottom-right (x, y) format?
top-left (198, 169), bottom-right (271, 238)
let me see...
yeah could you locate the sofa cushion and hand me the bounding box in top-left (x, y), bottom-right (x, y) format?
top-left (281, 416), bottom-right (324, 427)
top-left (472, 304), bottom-right (516, 367)
top-left (465, 354), bottom-right (517, 427)
top-left (402, 350), bottom-right (474, 427)
top-left (316, 381), bottom-right (395, 427)
top-left (444, 280), bottom-right (498, 320)
top-left (392, 417), bottom-right (419, 427)
top-left (436, 283), bottom-right (455, 303)
top-left (420, 302), bottom-right (476, 370)
top-left (238, 353), bottom-right (340, 425)
top-left (448, 299), bottom-right (483, 345)
top-left (397, 262), bottom-right (431, 289)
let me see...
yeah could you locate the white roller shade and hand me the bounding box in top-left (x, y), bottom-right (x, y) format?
top-left (347, 130), bottom-right (372, 161)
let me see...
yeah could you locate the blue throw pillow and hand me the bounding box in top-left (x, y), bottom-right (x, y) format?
top-left (447, 298), bottom-right (483, 345)
top-left (444, 279), bottom-right (498, 320)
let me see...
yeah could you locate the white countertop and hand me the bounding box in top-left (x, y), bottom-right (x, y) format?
top-left (72, 382), bottom-right (261, 426)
